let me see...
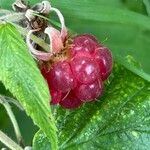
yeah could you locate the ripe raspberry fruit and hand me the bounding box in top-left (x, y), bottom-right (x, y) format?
top-left (40, 34), bottom-right (113, 109)
top-left (70, 56), bottom-right (100, 84)
top-left (50, 90), bottom-right (62, 105)
top-left (70, 34), bottom-right (101, 57)
top-left (74, 80), bottom-right (103, 102)
top-left (59, 91), bottom-right (83, 109)
top-left (48, 61), bottom-right (76, 93)
top-left (94, 47), bottom-right (113, 80)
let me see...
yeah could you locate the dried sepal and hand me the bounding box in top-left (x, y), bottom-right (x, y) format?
top-left (50, 7), bottom-right (68, 41)
top-left (26, 29), bottom-right (52, 61)
top-left (12, 0), bottom-right (27, 12)
top-left (44, 26), bottom-right (64, 53)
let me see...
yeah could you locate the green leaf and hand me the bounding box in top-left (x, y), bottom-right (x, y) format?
top-left (0, 23), bottom-right (58, 150)
top-left (143, 0), bottom-right (150, 16)
top-left (33, 130), bottom-right (52, 150)
top-left (33, 63), bottom-right (150, 150)
top-left (0, 0), bottom-right (14, 9)
top-left (122, 0), bottom-right (147, 14)
top-left (115, 55), bottom-right (150, 82)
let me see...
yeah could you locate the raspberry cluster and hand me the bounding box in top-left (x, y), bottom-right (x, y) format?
top-left (41, 34), bottom-right (113, 109)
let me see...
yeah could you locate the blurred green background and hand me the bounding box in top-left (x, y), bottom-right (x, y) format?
top-left (0, 0), bottom-right (150, 148)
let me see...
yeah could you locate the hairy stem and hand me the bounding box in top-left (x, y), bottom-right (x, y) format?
top-left (0, 97), bottom-right (23, 145)
top-left (0, 130), bottom-right (23, 150)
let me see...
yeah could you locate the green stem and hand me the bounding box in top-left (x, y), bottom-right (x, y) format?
top-left (13, 23), bottom-right (50, 52)
top-left (31, 34), bottom-right (50, 52)
top-left (0, 97), bottom-right (23, 145)
top-left (0, 130), bottom-right (23, 150)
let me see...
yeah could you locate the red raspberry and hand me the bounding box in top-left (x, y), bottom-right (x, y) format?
top-left (59, 91), bottom-right (83, 109)
top-left (70, 56), bottom-right (100, 84)
top-left (41, 34), bottom-right (113, 109)
top-left (74, 80), bottom-right (103, 102)
top-left (50, 89), bottom-right (62, 105)
top-left (70, 34), bottom-right (101, 57)
top-left (94, 47), bottom-right (113, 80)
top-left (47, 61), bottom-right (76, 93)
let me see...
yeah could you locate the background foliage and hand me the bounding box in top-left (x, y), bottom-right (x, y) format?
top-left (0, 0), bottom-right (150, 149)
